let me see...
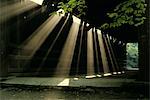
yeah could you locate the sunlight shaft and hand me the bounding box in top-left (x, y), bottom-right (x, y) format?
top-left (76, 22), bottom-right (84, 75)
top-left (87, 29), bottom-right (95, 75)
top-left (93, 28), bottom-right (100, 73)
top-left (20, 14), bottom-right (62, 57)
top-left (0, 0), bottom-right (38, 23)
top-left (54, 16), bottom-right (81, 77)
top-left (106, 34), bottom-right (119, 72)
top-left (103, 33), bottom-right (116, 72)
top-left (36, 14), bottom-right (70, 73)
top-left (97, 30), bottom-right (109, 73)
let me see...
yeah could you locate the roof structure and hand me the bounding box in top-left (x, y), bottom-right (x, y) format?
top-left (43, 0), bottom-right (140, 42)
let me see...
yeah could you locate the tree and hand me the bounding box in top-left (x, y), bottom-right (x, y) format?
top-left (57, 0), bottom-right (87, 19)
top-left (126, 43), bottom-right (138, 69)
top-left (100, 0), bottom-right (147, 30)
top-left (99, 0), bottom-right (148, 81)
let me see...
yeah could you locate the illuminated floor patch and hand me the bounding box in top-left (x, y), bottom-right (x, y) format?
top-left (57, 78), bottom-right (70, 86)
top-left (85, 75), bottom-right (96, 79)
top-left (73, 78), bottom-right (79, 81)
top-left (113, 72), bottom-right (117, 74)
top-left (96, 74), bottom-right (102, 77)
top-left (122, 71), bottom-right (125, 73)
top-left (103, 73), bottom-right (112, 76)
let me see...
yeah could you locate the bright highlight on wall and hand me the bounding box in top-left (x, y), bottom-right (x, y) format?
top-left (30, 0), bottom-right (44, 5)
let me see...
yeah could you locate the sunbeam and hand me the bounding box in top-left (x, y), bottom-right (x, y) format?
top-left (26, 5), bottom-right (47, 19)
top-left (106, 34), bottom-right (120, 73)
top-left (54, 15), bottom-right (81, 77)
top-left (97, 30), bottom-right (109, 74)
top-left (102, 33), bottom-right (116, 73)
top-left (35, 14), bottom-right (70, 74)
top-left (19, 14), bottom-right (62, 57)
top-left (93, 28), bottom-right (100, 74)
top-left (76, 22), bottom-right (85, 76)
top-left (0, 0), bottom-right (38, 23)
top-left (87, 29), bottom-right (95, 76)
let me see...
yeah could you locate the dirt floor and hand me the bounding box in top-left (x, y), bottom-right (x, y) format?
top-left (0, 71), bottom-right (149, 100)
top-left (0, 83), bottom-right (149, 100)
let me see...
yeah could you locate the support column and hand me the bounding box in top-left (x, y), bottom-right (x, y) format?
top-left (0, 1), bottom-right (8, 77)
top-left (0, 45), bottom-right (8, 77)
top-left (138, 0), bottom-right (149, 81)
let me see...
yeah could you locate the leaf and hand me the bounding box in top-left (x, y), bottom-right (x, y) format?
top-left (125, 7), bottom-right (133, 13)
top-left (49, 12), bottom-right (57, 16)
top-left (135, 17), bottom-right (142, 21)
top-left (58, 2), bottom-right (64, 5)
top-left (136, 14), bottom-right (142, 16)
top-left (100, 23), bottom-right (109, 29)
top-left (101, 0), bottom-right (146, 30)
top-left (134, 20), bottom-right (144, 26)
top-left (107, 13), bottom-right (118, 18)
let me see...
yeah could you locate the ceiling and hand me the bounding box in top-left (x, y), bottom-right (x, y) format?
top-left (44, 0), bottom-right (139, 42)
top-left (86, 0), bottom-right (138, 42)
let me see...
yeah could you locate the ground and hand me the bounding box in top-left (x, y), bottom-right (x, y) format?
top-left (0, 86), bottom-right (148, 100)
top-left (0, 75), bottom-right (149, 100)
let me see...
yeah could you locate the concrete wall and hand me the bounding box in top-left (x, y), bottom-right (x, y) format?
top-left (0, 0), bottom-right (48, 76)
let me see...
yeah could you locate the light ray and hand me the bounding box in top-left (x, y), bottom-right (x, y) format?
top-left (76, 22), bottom-right (84, 76)
top-left (26, 5), bottom-right (47, 19)
top-left (97, 30), bottom-right (110, 73)
top-left (19, 14), bottom-right (62, 57)
top-left (87, 29), bottom-right (95, 75)
top-left (0, 0), bottom-right (38, 23)
top-left (102, 33), bottom-right (116, 73)
top-left (106, 34), bottom-right (120, 72)
top-left (93, 28), bottom-right (100, 73)
top-left (0, 0), bottom-right (19, 8)
top-left (54, 15), bottom-right (81, 77)
top-left (35, 14), bottom-right (70, 74)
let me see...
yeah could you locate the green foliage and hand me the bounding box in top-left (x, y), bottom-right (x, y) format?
top-left (58, 0), bottom-right (87, 18)
top-left (100, 0), bottom-right (147, 30)
top-left (58, 0), bottom-right (77, 13)
top-left (49, 11), bottom-right (57, 16)
top-left (126, 43), bottom-right (138, 68)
